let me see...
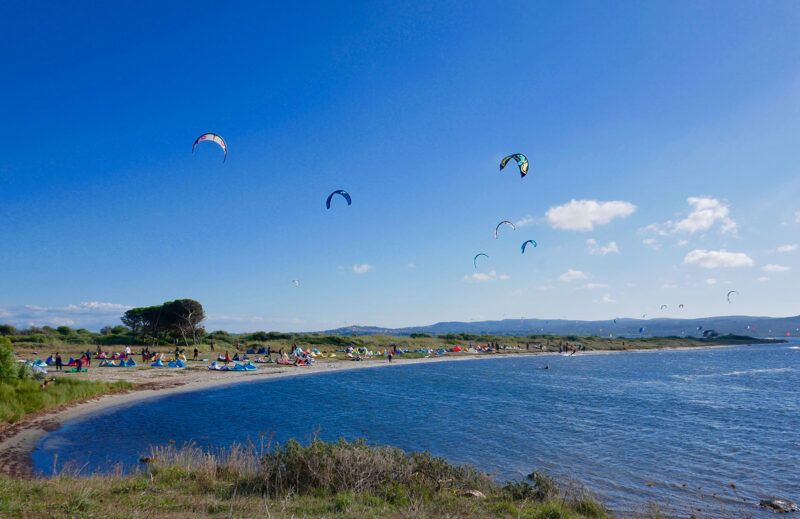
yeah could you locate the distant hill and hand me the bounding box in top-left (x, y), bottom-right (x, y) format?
top-left (320, 315), bottom-right (800, 338)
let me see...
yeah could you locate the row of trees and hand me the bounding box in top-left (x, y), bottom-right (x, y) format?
top-left (121, 299), bottom-right (206, 346)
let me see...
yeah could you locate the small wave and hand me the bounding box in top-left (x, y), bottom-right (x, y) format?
top-left (788, 346), bottom-right (800, 350)
top-left (672, 367), bottom-right (794, 380)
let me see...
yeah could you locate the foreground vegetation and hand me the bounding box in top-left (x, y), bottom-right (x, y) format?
top-left (0, 439), bottom-right (643, 519)
top-left (0, 337), bottom-right (132, 423)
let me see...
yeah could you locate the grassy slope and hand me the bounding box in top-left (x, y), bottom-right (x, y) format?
top-left (0, 379), bottom-right (133, 423)
top-left (0, 439), bottom-right (638, 519)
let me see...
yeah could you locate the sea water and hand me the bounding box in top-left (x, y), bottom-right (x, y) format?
top-left (32, 342), bottom-right (799, 517)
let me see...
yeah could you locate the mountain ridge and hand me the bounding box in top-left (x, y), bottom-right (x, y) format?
top-left (318, 315), bottom-right (800, 338)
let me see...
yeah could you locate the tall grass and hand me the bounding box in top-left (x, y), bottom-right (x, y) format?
top-left (0, 378), bottom-right (132, 423)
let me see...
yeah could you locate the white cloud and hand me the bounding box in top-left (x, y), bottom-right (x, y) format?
top-left (463, 270), bottom-right (510, 283)
top-left (0, 302), bottom-right (132, 330)
top-left (407, 263), bottom-right (416, 268)
top-left (762, 264), bottom-right (791, 272)
top-left (586, 239), bottom-right (620, 256)
top-left (545, 200), bottom-right (636, 231)
top-left (662, 283), bottom-right (677, 289)
top-left (643, 238), bottom-right (661, 250)
top-left (534, 284), bottom-right (556, 291)
top-left (644, 197), bottom-right (737, 236)
top-left (796, 211), bottom-right (800, 223)
top-left (583, 283), bottom-right (608, 289)
top-left (601, 293), bottom-right (616, 303)
top-left (683, 249), bottom-right (754, 268)
top-left (353, 264), bottom-right (374, 274)
top-left (516, 215), bottom-right (539, 228)
top-left (676, 240), bottom-right (689, 246)
top-left (705, 278), bottom-right (717, 285)
top-left (558, 269), bottom-right (589, 282)
top-left (759, 276), bottom-right (769, 281)
top-left (777, 244), bottom-right (798, 253)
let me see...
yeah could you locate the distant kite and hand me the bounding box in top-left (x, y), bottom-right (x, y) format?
top-left (499, 153), bottom-right (529, 178)
top-left (326, 190), bottom-right (352, 209)
top-left (678, 304), bottom-right (684, 309)
top-left (292, 280), bottom-right (300, 287)
top-left (521, 240), bottom-right (537, 254)
top-left (660, 305), bottom-right (667, 310)
top-left (473, 253), bottom-right (489, 269)
top-left (727, 290), bottom-right (739, 304)
top-left (495, 220), bottom-right (515, 238)
top-left (192, 133), bottom-right (227, 162)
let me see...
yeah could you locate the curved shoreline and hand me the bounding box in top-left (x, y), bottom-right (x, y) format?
top-left (0, 343), bottom-right (752, 479)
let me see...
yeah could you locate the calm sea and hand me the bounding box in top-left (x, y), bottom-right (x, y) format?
top-left (33, 342), bottom-right (799, 517)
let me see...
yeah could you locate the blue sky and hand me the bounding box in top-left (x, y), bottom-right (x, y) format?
top-left (2, 1), bottom-right (800, 332)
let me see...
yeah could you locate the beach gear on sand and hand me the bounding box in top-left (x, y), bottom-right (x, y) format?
top-left (125, 358), bottom-right (137, 367)
top-left (151, 359), bottom-right (165, 367)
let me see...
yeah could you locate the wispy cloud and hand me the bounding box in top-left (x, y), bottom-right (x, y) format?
top-left (515, 215), bottom-right (539, 228)
top-left (683, 249), bottom-right (754, 268)
top-left (407, 263), bottom-right (416, 268)
top-left (596, 293), bottom-right (616, 303)
top-left (353, 264), bottom-right (374, 274)
top-left (758, 276), bottom-right (769, 281)
top-left (583, 283), bottom-right (608, 289)
top-left (776, 244), bottom-right (798, 253)
top-left (644, 197), bottom-right (737, 236)
top-left (0, 302), bottom-right (131, 329)
top-left (661, 283), bottom-right (677, 289)
top-left (762, 264), bottom-right (791, 272)
top-left (545, 200), bottom-right (636, 231)
top-left (586, 239), bottom-right (620, 256)
top-left (706, 278), bottom-right (717, 285)
top-left (558, 269), bottom-right (589, 282)
top-left (463, 270), bottom-right (510, 283)
top-left (643, 238), bottom-right (660, 250)
top-left (796, 211), bottom-right (800, 223)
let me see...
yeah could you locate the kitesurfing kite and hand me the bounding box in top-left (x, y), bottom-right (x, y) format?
top-left (495, 220), bottom-right (515, 238)
top-left (678, 304), bottom-right (684, 309)
top-left (660, 305), bottom-right (667, 310)
top-left (727, 290), bottom-right (738, 304)
top-left (499, 153), bottom-right (529, 178)
top-left (521, 240), bottom-right (537, 253)
top-left (192, 133), bottom-right (227, 162)
top-left (473, 253), bottom-right (488, 269)
top-left (326, 190), bottom-right (352, 209)
top-left (292, 280), bottom-right (300, 287)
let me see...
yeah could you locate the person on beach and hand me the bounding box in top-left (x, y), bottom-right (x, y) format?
top-left (224, 350), bottom-right (231, 364)
top-left (388, 352), bottom-right (393, 362)
top-left (96, 344), bottom-right (102, 355)
top-left (125, 345), bottom-right (131, 357)
top-left (210, 341), bottom-right (215, 352)
top-left (55, 352), bottom-right (62, 371)
top-left (193, 348), bottom-right (199, 360)
top-left (85, 350), bottom-right (92, 367)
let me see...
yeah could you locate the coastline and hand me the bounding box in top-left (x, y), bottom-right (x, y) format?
top-left (0, 342), bottom-right (761, 479)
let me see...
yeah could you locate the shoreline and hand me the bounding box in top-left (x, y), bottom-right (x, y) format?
top-left (0, 342), bottom-right (767, 479)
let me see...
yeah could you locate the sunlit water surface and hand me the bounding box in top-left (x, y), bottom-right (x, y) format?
top-left (33, 342), bottom-right (799, 517)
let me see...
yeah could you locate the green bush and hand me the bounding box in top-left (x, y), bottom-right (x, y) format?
top-left (0, 337), bottom-right (17, 383)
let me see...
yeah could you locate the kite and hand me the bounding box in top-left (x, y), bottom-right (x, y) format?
top-left (660, 305), bottom-right (667, 310)
top-left (292, 280), bottom-right (300, 287)
top-left (192, 133), bottom-right (227, 162)
top-left (495, 220), bottom-right (515, 238)
top-left (473, 253), bottom-right (489, 269)
top-left (678, 304), bottom-right (684, 309)
top-left (499, 153), bottom-right (529, 178)
top-left (521, 240), bottom-right (537, 253)
top-left (326, 190), bottom-right (352, 209)
top-left (727, 290), bottom-right (739, 304)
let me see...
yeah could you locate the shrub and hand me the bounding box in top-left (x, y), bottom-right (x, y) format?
top-left (0, 337), bottom-right (17, 383)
